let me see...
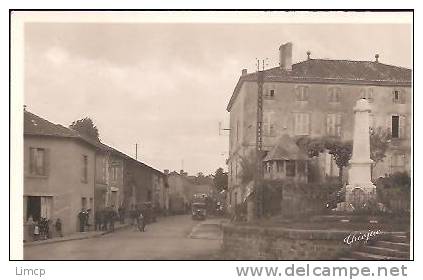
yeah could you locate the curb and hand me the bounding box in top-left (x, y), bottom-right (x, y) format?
top-left (24, 224), bottom-right (131, 247)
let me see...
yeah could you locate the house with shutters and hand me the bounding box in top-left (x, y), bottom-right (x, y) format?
top-left (24, 109), bottom-right (168, 239)
top-left (226, 42), bottom-right (411, 210)
top-left (24, 110), bottom-right (97, 236)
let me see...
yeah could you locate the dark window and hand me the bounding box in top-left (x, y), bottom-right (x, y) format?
top-left (147, 190), bottom-right (152, 201)
top-left (270, 89), bottom-right (275, 97)
top-left (286, 161), bottom-right (296, 177)
top-left (82, 155), bottom-right (88, 183)
top-left (81, 197), bottom-right (87, 209)
top-left (392, 115), bottom-right (399, 138)
top-left (27, 196), bottom-right (41, 221)
top-left (393, 90), bottom-right (405, 104)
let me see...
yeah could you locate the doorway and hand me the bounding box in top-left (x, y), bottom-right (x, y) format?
top-left (27, 196), bottom-right (41, 221)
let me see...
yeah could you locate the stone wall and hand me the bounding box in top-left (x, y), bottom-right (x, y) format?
top-left (222, 224), bottom-right (348, 260)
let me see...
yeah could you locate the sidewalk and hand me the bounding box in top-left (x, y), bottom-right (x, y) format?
top-left (24, 223), bottom-right (131, 247)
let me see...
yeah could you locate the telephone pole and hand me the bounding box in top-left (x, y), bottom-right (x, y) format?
top-left (255, 61), bottom-right (265, 220)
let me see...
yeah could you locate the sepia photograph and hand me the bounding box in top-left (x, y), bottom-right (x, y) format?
top-left (10, 10), bottom-right (412, 263)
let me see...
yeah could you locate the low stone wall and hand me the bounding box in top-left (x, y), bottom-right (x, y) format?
top-left (222, 224), bottom-right (349, 260)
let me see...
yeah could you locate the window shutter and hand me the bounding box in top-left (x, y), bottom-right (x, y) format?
top-left (307, 113), bottom-right (311, 135)
top-left (386, 115), bottom-right (392, 136)
top-left (400, 91), bottom-right (406, 104)
top-left (337, 114), bottom-right (342, 136)
top-left (29, 147), bottom-right (35, 174)
top-left (399, 115), bottom-right (406, 138)
top-left (44, 148), bottom-right (50, 176)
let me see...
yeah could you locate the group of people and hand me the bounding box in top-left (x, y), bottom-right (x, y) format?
top-left (129, 205), bottom-right (147, 232)
top-left (77, 208), bottom-right (91, 232)
top-left (27, 216), bottom-right (63, 241)
top-left (94, 206), bottom-right (119, 232)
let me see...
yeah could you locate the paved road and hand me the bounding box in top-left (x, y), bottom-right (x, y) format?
top-left (24, 215), bottom-right (224, 260)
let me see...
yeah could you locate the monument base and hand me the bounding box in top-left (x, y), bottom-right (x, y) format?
top-left (345, 183), bottom-right (376, 209)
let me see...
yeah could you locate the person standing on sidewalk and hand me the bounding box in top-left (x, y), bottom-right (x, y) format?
top-left (137, 209), bottom-right (145, 232)
top-left (78, 208), bottom-right (86, 232)
top-left (33, 221), bottom-right (40, 241)
top-left (55, 218), bottom-right (63, 237)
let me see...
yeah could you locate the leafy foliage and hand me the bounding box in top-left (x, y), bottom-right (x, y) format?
top-left (370, 127), bottom-right (391, 165)
top-left (213, 167), bottom-right (228, 192)
top-left (70, 117), bottom-right (100, 141)
top-left (296, 136), bottom-right (352, 181)
top-left (239, 151), bottom-right (256, 184)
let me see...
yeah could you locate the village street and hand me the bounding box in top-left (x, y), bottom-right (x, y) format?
top-left (24, 215), bottom-right (225, 260)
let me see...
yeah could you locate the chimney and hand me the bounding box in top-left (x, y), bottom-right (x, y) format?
top-left (375, 54), bottom-right (379, 63)
top-left (307, 50), bottom-right (311, 60)
top-left (180, 169), bottom-right (184, 175)
top-left (279, 42), bottom-right (293, 71)
top-left (241, 69), bottom-right (247, 76)
top-left (163, 169), bottom-right (169, 175)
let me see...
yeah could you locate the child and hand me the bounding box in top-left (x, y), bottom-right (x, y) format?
top-left (33, 222), bottom-right (40, 241)
top-left (55, 218), bottom-right (63, 237)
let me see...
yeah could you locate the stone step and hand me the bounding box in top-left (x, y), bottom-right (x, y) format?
top-left (361, 246), bottom-right (409, 259)
top-left (374, 240), bottom-right (410, 252)
top-left (384, 235), bottom-right (408, 243)
top-left (350, 251), bottom-right (404, 260)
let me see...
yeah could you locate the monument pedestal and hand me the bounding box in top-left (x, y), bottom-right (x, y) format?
top-left (336, 98), bottom-right (377, 211)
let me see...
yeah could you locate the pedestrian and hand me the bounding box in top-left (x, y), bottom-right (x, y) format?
top-left (95, 210), bottom-right (102, 231)
top-left (47, 219), bottom-right (53, 239)
top-left (78, 208), bottom-right (86, 232)
top-left (102, 208), bottom-right (109, 231)
top-left (33, 221), bottom-right (40, 241)
top-left (39, 218), bottom-right (48, 240)
top-left (137, 209), bottom-right (145, 232)
top-left (118, 205), bottom-right (125, 224)
top-left (109, 206), bottom-right (116, 232)
top-left (55, 218), bottom-right (63, 237)
top-left (86, 209), bottom-right (91, 231)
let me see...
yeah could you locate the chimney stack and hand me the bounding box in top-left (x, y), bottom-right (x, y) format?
top-left (241, 69), bottom-right (248, 76)
top-left (307, 50), bottom-right (311, 60)
top-left (164, 169), bottom-right (169, 175)
top-left (279, 42), bottom-right (293, 71)
top-left (375, 54), bottom-right (379, 63)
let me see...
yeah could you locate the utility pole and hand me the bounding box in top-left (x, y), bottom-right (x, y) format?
top-left (248, 58), bottom-right (268, 221)
top-left (255, 59), bottom-right (265, 220)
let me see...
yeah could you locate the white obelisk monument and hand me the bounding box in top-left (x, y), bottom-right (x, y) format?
top-left (346, 98), bottom-right (376, 206)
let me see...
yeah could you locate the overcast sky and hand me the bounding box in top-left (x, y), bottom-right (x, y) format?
top-left (24, 22), bottom-right (411, 175)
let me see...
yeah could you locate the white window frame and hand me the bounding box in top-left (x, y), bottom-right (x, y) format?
top-left (326, 113), bottom-right (342, 137)
top-left (294, 112), bottom-right (310, 136)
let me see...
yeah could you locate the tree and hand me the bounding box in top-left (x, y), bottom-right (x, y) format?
top-left (70, 117), bottom-right (100, 141)
top-left (370, 127), bottom-right (391, 172)
top-left (213, 167), bottom-right (228, 192)
top-left (239, 151), bottom-right (256, 184)
top-left (325, 139), bottom-right (353, 183)
top-left (297, 136), bottom-right (352, 183)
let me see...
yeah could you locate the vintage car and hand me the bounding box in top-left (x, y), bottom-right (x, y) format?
top-left (191, 202), bottom-right (207, 220)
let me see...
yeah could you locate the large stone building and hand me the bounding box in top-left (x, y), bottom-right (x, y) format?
top-left (226, 42), bottom-right (412, 210)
